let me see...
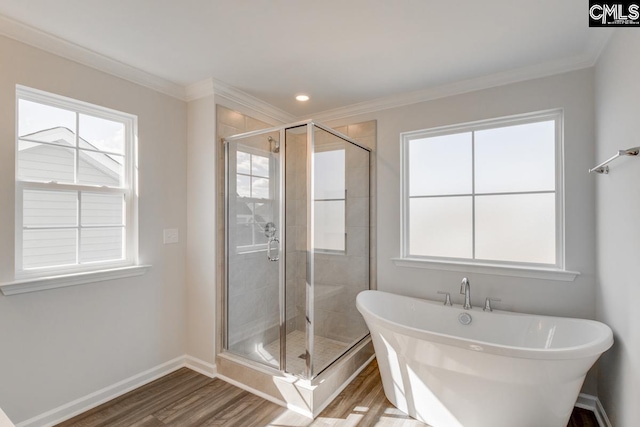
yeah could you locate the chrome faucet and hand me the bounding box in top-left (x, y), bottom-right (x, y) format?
top-left (460, 277), bottom-right (471, 310)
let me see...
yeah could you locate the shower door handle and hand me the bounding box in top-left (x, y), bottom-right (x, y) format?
top-left (267, 237), bottom-right (280, 262)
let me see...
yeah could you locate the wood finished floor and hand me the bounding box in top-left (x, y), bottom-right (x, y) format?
top-left (57, 360), bottom-right (598, 427)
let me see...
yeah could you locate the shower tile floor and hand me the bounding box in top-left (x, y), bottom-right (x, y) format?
top-left (255, 330), bottom-right (348, 376)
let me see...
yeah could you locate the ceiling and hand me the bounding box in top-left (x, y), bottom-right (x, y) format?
top-left (0, 1), bottom-right (611, 118)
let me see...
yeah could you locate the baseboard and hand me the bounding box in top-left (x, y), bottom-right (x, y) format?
top-left (576, 393), bottom-right (612, 427)
top-left (16, 355), bottom-right (216, 427)
top-left (594, 397), bottom-right (613, 427)
top-left (184, 355), bottom-right (217, 378)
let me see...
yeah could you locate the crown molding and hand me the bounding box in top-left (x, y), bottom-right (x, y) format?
top-left (187, 77), bottom-right (296, 123)
top-left (185, 78), bottom-right (215, 102)
top-left (0, 14), bottom-right (186, 100)
top-left (310, 30), bottom-right (614, 122)
top-left (310, 52), bottom-right (602, 122)
top-left (212, 78), bottom-right (297, 123)
top-left (0, 12), bottom-right (615, 122)
top-left (584, 28), bottom-right (616, 66)
top-left (200, 28), bottom-right (614, 124)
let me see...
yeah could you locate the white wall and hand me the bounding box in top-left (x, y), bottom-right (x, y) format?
top-left (328, 68), bottom-right (597, 320)
top-left (0, 35), bottom-right (188, 423)
top-left (594, 29), bottom-right (640, 426)
top-left (186, 95), bottom-right (217, 366)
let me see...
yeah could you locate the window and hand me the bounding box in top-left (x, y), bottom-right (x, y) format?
top-left (401, 110), bottom-right (563, 269)
top-left (235, 146), bottom-right (273, 252)
top-left (15, 86), bottom-right (138, 278)
top-left (314, 148), bottom-right (346, 252)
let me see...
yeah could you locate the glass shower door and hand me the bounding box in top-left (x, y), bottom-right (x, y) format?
top-left (225, 130), bottom-right (282, 368)
top-left (282, 123), bottom-right (371, 379)
top-left (309, 125), bottom-right (370, 377)
top-left (224, 122), bottom-right (371, 379)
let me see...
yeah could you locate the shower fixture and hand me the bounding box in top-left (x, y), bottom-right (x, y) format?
top-left (263, 221), bottom-right (277, 238)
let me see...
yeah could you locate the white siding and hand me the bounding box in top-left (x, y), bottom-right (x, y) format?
top-left (23, 229), bottom-right (76, 268)
top-left (18, 142), bottom-right (75, 183)
top-left (19, 145), bottom-right (125, 268)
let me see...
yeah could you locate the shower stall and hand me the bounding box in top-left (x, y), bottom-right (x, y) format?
top-left (223, 121), bottom-right (371, 385)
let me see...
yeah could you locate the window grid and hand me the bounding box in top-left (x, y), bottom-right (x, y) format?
top-left (236, 150), bottom-right (272, 251)
top-left (312, 147), bottom-right (347, 253)
top-left (471, 130), bottom-right (475, 260)
top-left (313, 193), bottom-right (347, 253)
top-left (15, 86), bottom-right (136, 277)
top-left (401, 110), bottom-right (563, 269)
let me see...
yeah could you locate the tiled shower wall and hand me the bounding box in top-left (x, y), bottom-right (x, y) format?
top-left (335, 121), bottom-right (377, 292)
top-left (284, 130), bottom-right (308, 335)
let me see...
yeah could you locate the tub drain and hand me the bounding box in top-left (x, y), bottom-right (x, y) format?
top-left (458, 312), bottom-right (472, 325)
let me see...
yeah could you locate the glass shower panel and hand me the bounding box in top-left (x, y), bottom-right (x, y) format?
top-left (225, 121), bottom-right (371, 380)
top-left (226, 130), bottom-right (282, 368)
top-left (284, 125), bottom-right (309, 376)
top-left (311, 126), bottom-right (370, 377)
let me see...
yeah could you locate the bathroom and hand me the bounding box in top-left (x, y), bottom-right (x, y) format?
top-left (0, 2), bottom-right (638, 427)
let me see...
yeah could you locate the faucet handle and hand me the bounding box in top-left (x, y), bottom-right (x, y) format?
top-left (437, 291), bottom-right (453, 306)
top-left (483, 297), bottom-right (502, 312)
top-left (460, 277), bottom-right (469, 294)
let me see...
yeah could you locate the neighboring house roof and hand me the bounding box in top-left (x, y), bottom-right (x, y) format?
top-left (19, 126), bottom-right (121, 181)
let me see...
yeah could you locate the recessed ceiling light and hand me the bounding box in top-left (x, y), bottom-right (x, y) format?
top-left (296, 95), bottom-right (310, 102)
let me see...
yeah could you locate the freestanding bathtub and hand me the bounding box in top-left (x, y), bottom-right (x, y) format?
top-left (356, 290), bottom-right (613, 427)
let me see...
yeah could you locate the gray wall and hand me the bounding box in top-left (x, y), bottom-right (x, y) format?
top-left (0, 35), bottom-right (188, 423)
top-left (594, 29), bottom-right (640, 426)
top-left (327, 69), bottom-right (600, 395)
top-left (328, 68), bottom-right (597, 321)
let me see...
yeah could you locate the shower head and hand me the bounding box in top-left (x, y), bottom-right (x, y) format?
top-left (268, 136), bottom-right (280, 153)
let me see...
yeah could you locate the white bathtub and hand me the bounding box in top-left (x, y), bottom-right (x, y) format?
top-left (356, 290), bottom-right (613, 427)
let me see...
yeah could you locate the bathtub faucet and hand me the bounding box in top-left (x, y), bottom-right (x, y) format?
top-left (460, 277), bottom-right (472, 310)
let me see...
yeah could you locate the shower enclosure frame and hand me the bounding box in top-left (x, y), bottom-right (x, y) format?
top-left (222, 119), bottom-right (371, 380)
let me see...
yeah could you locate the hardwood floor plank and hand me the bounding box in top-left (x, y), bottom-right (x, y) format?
top-left (128, 415), bottom-right (166, 427)
top-left (317, 362), bottom-right (378, 419)
top-left (57, 368), bottom-right (211, 427)
top-left (359, 386), bottom-right (424, 427)
top-left (567, 407), bottom-right (598, 427)
top-left (154, 381), bottom-right (246, 426)
top-left (226, 397), bottom-right (289, 427)
top-left (57, 360), bottom-right (599, 427)
top-left (261, 409), bottom-right (311, 427)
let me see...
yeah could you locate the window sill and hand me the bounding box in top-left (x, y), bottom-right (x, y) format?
top-left (391, 258), bottom-right (579, 282)
top-left (0, 265), bottom-right (152, 296)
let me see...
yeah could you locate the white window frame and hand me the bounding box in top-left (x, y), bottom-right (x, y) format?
top-left (13, 85), bottom-right (139, 280)
top-left (233, 143), bottom-right (275, 254)
top-left (313, 144), bottom-right (347, 254)
top-left (397, 109), bottom-right (579, 281)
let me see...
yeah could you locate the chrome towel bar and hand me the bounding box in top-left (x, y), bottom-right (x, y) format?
top-left (589, 146), bottom-right (640, 174)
